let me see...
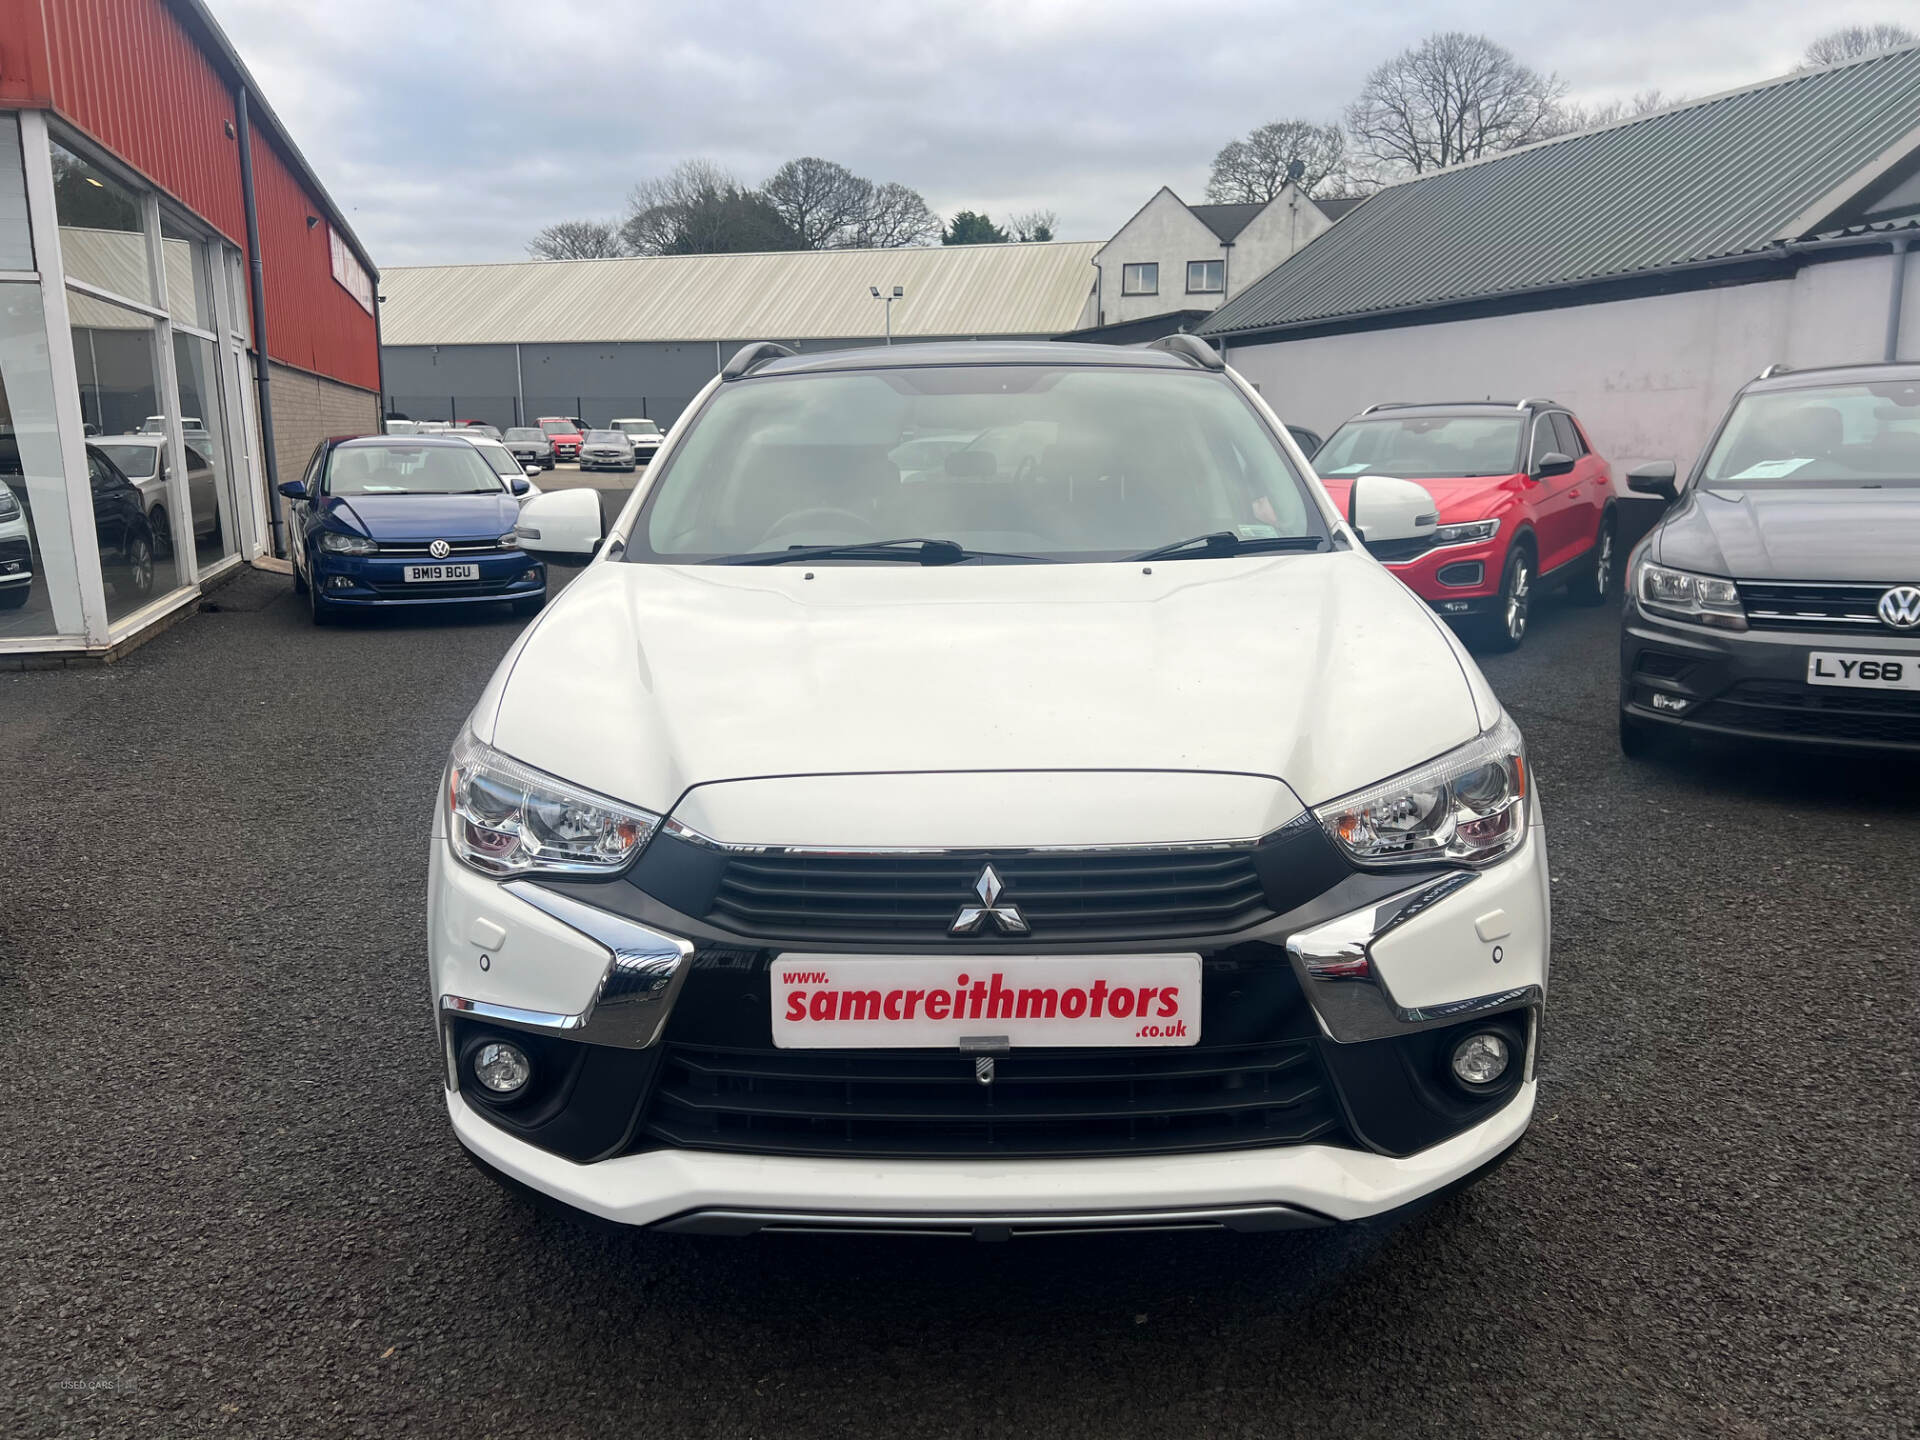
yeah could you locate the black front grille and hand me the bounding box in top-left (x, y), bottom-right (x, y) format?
top-left (378, 538), bottom-right (505, 557)
top-left (1738, 581), bottom-right (1901, 633)
top-left (1695, 679), bottom-right (1920, 746)
top-left (0, 534), bottom-right (29, 572)
top-left (709, 849), bottom-right (1270, 942)
top-left (642, 1038), bottom-right (1341, 1158)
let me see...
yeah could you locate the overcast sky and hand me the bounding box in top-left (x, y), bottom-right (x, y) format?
top-left (205, 0), bottom-right (1912, 269)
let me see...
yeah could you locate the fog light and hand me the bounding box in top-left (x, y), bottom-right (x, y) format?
top-left (1450, 1031), bottom-right (1510, 1087)
top-left (1649, 691), bottom-right (1688, 712)
top-left (519, 569), bottom-right (542, 583)
top-left (1439, 600), bottom-right (1471, 614)
top-left (325, 575), bottom-right (355, 591)
top-left (473, 1040), bottom-right (531, 1095)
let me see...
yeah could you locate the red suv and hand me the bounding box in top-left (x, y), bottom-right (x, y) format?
top-left (536, 416), bottom-right (585, 462)
top-left (1313, 399), bottom-right (1617, 650)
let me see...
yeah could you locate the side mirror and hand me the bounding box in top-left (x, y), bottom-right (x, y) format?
top-left (1534, 452), bottom-right (1575, 479)
top-left (514, 487), bottom-right (601, 558)
top-left (524, 464), bottom-right (542, 478)
top-left (277, 479), bottom-right (309, 500)
top-left (1626, 461), bottom-right (1678, 502)
top-left (510, 477), bottom-right (531, 496)
top-left (1348, 474), bottom-right (1438, 545)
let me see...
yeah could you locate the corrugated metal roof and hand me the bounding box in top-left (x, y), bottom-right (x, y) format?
top-left (1201, 46), bottom-right (1920, 339)
top-left (380, 241), bottom-right (1100, 346)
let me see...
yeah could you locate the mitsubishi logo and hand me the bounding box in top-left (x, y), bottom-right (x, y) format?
top-left (428, 539), bottom-right (452, 559)
top-left (950, 864), bottom-right (1028, 935)
top-left (1879, 585), bottom-right (1920, 630)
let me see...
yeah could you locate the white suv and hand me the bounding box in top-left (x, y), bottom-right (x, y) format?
top-left (429, 338), bottom-right (1549, 1238)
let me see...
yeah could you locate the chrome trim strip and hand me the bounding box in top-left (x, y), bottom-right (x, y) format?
top-left (1285, 872), bottom-right (1539, 1042)
top-left (442, 884), bottom-right (695, 1050)
top-left (654, 1204), bottom-right (1332, 1238)
top-left (660, 815), bottom-right (1301, 856)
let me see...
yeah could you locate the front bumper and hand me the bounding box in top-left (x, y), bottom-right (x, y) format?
top-left (427, 799), bottom-right (1549, 1231)
top-left (1384, 539), bottom-right (1504, 618)
top-left (1621, 604), bottom-right (1920, 751)
top-left (314, 550), bottom-right (546, 608)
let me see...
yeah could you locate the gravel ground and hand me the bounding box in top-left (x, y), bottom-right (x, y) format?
top-left (1, 568), bottom-right (1914, 1439)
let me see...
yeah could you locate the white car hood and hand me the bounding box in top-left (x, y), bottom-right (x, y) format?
top-left (480, 550), bottom-right (1488, 833)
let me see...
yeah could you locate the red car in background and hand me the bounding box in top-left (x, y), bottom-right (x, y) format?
top-left (1312, 399), bottom-right (1618, 650)
top-left (536, 416), bottom-right (585, 462)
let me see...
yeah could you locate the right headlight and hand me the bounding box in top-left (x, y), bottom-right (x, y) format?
top-left (447, 729), bottom-right (661, 876)
top-left (318, 529), bottom-right (378, 555)
top-left (1635, 558), bottom-right (1747, 631)
top-left (1315, 713), bottom-right (1528, 868)
top-left (0, 486), bottom-right (20, 521)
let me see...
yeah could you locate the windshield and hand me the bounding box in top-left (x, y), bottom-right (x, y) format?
top-left (325, 443), bottom-right (506, 496)
top-left (96, 442), bottom-right (158, 479)
top-left (1315, 415), bottom-right (1524, 479)
top-left (586, 430), bottom-right (626, 443)
top-left (384, 420), bottom-right (418, 435)
top-left (616, 420), bottom-right (661, 436)
top-left (1701, 382), bottom-right (1920, 487)
top-left (630, 365), bottom-right (1323, 563)
top-left (539, 419), bottom-right (575, 436)
top-left (469, 443), bottom-right (522, 480)
top-left (505, 428), bottom-right (542, 442)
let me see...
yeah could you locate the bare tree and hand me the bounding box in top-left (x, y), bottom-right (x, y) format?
top-left (1556, 88), bottom-right (1682, 132)
top-left (1345, 32), bottom-right (1567, 176)
top-left (526, 220), bottom-right (629, 261)
top-left (851, 182), bottom-right (944, 248)
top-left (1005, 209), bottom-right (1059, 243)
top-left (1805, 23), bottom-right (1917, 66)
top-left (763, 157), bottom-right (877, 249)
top-left (1206, 121), bottom-right (1346, 202)
top-left (621, 159), bottom-right (799, 256)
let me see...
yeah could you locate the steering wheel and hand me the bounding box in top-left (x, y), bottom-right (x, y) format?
top-left (755, 507), bottom-right (879, 548)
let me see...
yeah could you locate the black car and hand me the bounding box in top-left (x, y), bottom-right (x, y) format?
top-left (0, 439), bottom-right (158, 608)
top-left (1619, 362), bottom-right (1920, 755)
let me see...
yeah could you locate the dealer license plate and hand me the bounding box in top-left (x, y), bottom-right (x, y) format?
top-left (771, 954), bottom-right (1201, 1049)
top-left (404, 563), bottom-right (479, 583)
top-left (1806, 651), bottom-right (1919, 690)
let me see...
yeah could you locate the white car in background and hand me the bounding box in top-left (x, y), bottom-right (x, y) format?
top-left (431, 336), bottom-right (1550, 1238)
top-left (609, 418), bottom-right (664, 464)
top-left (0, 475), bottom-right (31, 610)
top-left (94, 434), bottom-right (220, 556)
top-left (451, 432), bottom-right (543, 501)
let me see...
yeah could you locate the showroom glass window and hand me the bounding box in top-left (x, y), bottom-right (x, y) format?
top-left (163, 213), bottom-right (240, 567)
top-left (0, 115), bottom-right (86, 640)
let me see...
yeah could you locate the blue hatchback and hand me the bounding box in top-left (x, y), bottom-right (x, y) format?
top-left (279, 436), bottom-right (546, 625)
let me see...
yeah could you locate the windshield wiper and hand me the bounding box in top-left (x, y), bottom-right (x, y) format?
top-left (1129, 532), bottom-right (1327, 562)
top-left (717, 538), bottom-right (975, 566)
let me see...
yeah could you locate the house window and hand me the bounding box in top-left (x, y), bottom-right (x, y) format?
top-left (1121, 262), bottom-right (1158, 295)
top-left (1187, 259), bottom-right (1224, 294)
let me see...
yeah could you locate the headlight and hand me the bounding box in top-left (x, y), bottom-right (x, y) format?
top-left (447, 729), bottom-right (660, 876)
top-left (1635, 558), bottom-right (1746, 631)
top-left (0, 488), bottom-right (20, 521)
top-left (1315, 713), bottom-right (1528, 868)
top-left (496, 532), bottom-right (517, 549)
top-left (1434, 518), bottom-right (1498, 546)
top-left (318, 530), bottom-right (378, 555)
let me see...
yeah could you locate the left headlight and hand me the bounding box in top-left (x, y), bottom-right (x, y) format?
top-left (447, 729), bottom-right (661, 876)
top-left (496, 532), bottom-right (518, 549)
top-left (318, 530), bottom-right (378, 555)
top-left (1315, 713), bottom-right (1528, 868)
top-left (1434, 518), bottom-right (1499, 546)
top-left (1634, 558), bottom-right (1747, 631)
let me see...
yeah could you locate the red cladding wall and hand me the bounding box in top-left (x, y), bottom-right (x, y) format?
top-left (0, 0), bottom-right (377, 391)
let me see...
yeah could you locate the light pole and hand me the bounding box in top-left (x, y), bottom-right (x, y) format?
top-left (869, 284), bottom-right (903, 344)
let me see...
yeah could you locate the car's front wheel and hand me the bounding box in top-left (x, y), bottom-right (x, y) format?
top-left (308, 571), bottom-right (334, 626)
top-left (1570, 510), bottom-right (1615, 606)
top-left (120, 527), bottom-right (156, 601)
top-left (1477, 545), bottom-right (1532, 652)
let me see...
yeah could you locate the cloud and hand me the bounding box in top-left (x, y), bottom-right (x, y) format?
top-left (206, 0), bottom-right (1909, 265)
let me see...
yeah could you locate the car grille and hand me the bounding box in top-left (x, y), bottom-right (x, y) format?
top-left (706, 849), bottom-right (1273, 942)
top-left (377, 538), bottom-right (504, 556)
top-left (1738, 581), bottom-right (1906, 633)
top-left (0, 535), bottom-right (29, 572)
top-left (641, 1038), bottom-right (1342, 1159)
top-left (1695, 679), bottom-right (1920, 746)
top-left (627, 945), bottom-right (1347, 1160)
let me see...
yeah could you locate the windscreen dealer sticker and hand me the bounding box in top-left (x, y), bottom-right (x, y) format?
top-left (771, 954), bottom-right (1202, 1049)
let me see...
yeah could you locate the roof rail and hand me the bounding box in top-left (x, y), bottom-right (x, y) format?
top-left (1362, 400), bottom-right (1516, 414)
top-left (722, 341), bottom-right (797, 380)
top-left (1515, 396), bottom-right (1559, 410)
top-left (1757, 362), bottom-right (1792, 379)
top-left (1147, 333), bottom-right (1224, 371)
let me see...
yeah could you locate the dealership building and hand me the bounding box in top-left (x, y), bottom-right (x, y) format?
top-left (378, 241), bottom-right (1100, 431)
top-left (0, 0), bottom-right (380, 660)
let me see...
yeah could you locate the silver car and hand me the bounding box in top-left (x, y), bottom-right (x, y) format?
top-left (578, 428), bottom-right (636, 473)
top-left (503, 427), bottom-right (554, 470)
